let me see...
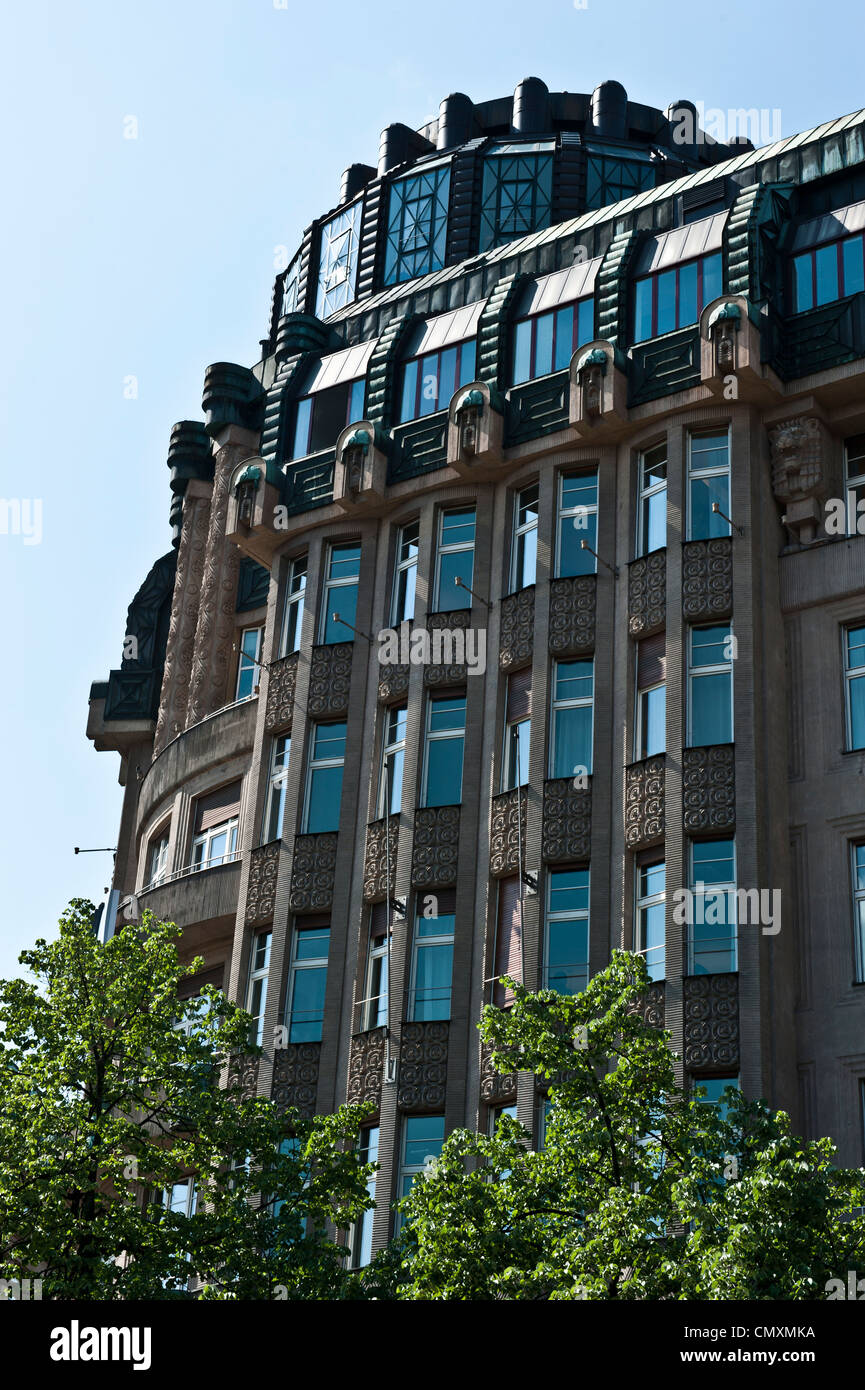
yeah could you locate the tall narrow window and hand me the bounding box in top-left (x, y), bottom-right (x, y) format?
top-left (280, 554), bottom-right (307, 656)
top-left (316, 201), bottom-right (362, 318)
top-left (545, 868), bottom-right (590, 995)
top-left (845, 435), bottom-right (865, 528)
top-left (636, 858), bottom-right (665, 981)
top-left (688, 838), bottom-right (737, 975)
top-left (286, 918), bottom-right (330, 1043)
top-left (434, 507), bottom-right (475, 612)
top-left (635, 634), bottom-right (666, 759)
top-left (262, 735), bottom-right (290, 843)
top-left (391, 521), bottom-right (419, 623)
top-left (379, 705), bottom-right (407, 816)
top-left (146, 826), bottom-right (170, 888)
top-left (422, 695), bottom-right (466, 807)
top-left (398, 1115), bottom-right (445, 1216)
top-left (492, 875), bottom-right (523, 1006)
top-left (550, 659), bottom-right (594, 778)
top-left (410, 889), bottom-right (455, 1021)
top-left (556, 471), bottom-right (598, 577)
top-left (246, 930), bottom-right (272, 1045)
top-left (236, 626), bottom-right (263, 700)
top-left (692, 1075), bottom-right (740, 1119)
top-left (303, 722), bottom-right (346, 832)
top-left (844, 625), bottom-right (865, 751)
top-left (502, 669), bottom-right (532, 791)
top-left (190, 783), bottom-right (241, 872)
top-left (688, 625), bottom-right (733, 747)
top-left (636, 443), bottom-right (667, 555)
top-left (362, 904), bottom-right (390, 1031)
top-left (511, 483), bottom-right (539, 590)
top-left (851, 844), bottom-right (865, 983)
top-left (688, 429), bottom-right (730, 540)
top-left (349, 1125), bottom-right (380, 1268)
top-left (321, 541), bottom-right (361, 644)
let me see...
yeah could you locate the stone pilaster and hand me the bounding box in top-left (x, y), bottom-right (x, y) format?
top-left (186, 426), bottom-right (258, 726)
top-left (154, 482), bottom-right (212, 752)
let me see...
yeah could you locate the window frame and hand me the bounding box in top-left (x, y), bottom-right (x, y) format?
top-left (420, 693), bottom-right (467, 808)
top-left (302, 721), bottom-right (347, 834)
top-left (145, 824), bottom-right (171, 888)
top-left (291, 378), bottom-right (366, 461)
top-left (789, 231), bottom-right (865, 315)
top-left (236, 625), bottom-right (264, 701)
top-left (285, 921), bottom-right (331, 1044)
top-left (633, 251), bottom-right (723, 343)
top-left (348, 1124), bottom-right (380, 1269)
top-left (851, 842), bottom-right (865, 984)
top-left (362, 921), bottom-right (390, 1032)
top-left (398, 338), bottom-right (477, 424)
top-left (511, 298), bottom-right (594, 386)
top-left (635, 679), bottom-right (666, 761)
top-left (433, 506), bottom-right (476, 613)
top-left (279, 554), bottom-right (308, 657)
top-left (687, 427), bottom-right (731, 541)
top-left (378, 704), bottom-right (407, 817)
top-left (549, 658), bottom-right (594, 779)
top-left (190, 816), bottom-right (239, 873)
top-left (636, 442), bottom-right (668, 557)
top-left (555, 469), bottom-right (598, 578)
top-left (397, 1114), bottom-right (446, 1227)
top-left (844, 624), bottom-right (865, 752)
top-left (635, 858), bottom-right (666, 982)
top-left (262, 734), bottom-right (291, 844)
top-left (687, 624), bottom-right (733, 748)
top-left (510, 482), bottom-right (539, 592)
top-left (319, 541), bottom-right (361, 645)
top-left (687, 837), bottom-right (737, 975)
top-left (391, 520), bottom-right (420, 624)
top-left (543, 866), bottom-right (590, 997)
top-left (245, 930), bottom-right (272, 1046)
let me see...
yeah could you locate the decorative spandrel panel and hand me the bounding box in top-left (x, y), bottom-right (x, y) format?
top-left (347, 1027), bottom-right (386, 1109)
top-left (629, 981), bottom-right (666, 1030)
top-left (424, 610), bottom-right (470, 687)
top-left (363, 815), bottom-right (400, 903)
top-left (683, 974), bottom-right (739, 1075)
top-left (624, 756), bottom-right (665, 850)
top-left (228, 1054), bottom-right (260, 1101)
top-left (542, 780), bottom-right (592, 863)
top-left (682, 745), bottom-right (735, 833)
top-left (307, 643), bottom-right (352, 718)
top-left (490, 787), bottom-right (527, 877)
top-left (378, 663), bottom-right (410, 703)
top-left (272, 1043), bottom-right (321, 1117)
top-left (628, 550), bottom-right (666, 637)
top-left (548, 576), bottom-right (596, 657)
top-left (411, 806), bottom-right (460, 888)
top-left (265, 652), bottom-right (298, 733)
top-left (480, 1041), bottom-right (518, 1104)
top-left (398, 1021), bottom-right (448, 1110)
top-left (289, 833), bottom-right (338, 911)
top-left (499, 587), bottom-right (535, 671)
top-left (245, 842), bottom-right (280, 926)
top-left (682, 538), bottom-right (733, 622)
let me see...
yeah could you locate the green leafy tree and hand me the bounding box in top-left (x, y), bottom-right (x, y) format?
top-left (0, 900), bottom-right (374, 1299)
top-left (382, 952), bottom-right (865, 1300)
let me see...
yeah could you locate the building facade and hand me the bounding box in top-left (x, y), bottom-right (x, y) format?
top-left (87, 79), bottom-right (865, 1259)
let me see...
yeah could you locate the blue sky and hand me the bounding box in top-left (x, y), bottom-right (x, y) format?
top-left (0, 0), bottom-right (858, 978)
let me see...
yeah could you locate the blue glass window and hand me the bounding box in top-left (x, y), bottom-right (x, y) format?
top-left (479, 148), bottom-right (553, 251)
top-left (291, 378), bottom-right (365, 460)
top-left (633, 253), bottom-right (722, 342)
top-left (791, 233), bottom-right (865, 313)
top-left (304, 722), bottom-right (346, 832)
top-left (545, 868), bottom-right (590, 995)
top-left (550, 659), bottom-right (594, 777)
top-left (434, 507), bottom-right (475, 611)
top-left (512, 299), bottom-right (594, 384)
top-left (399, 339), bottom-right (476, 422)
top-left (845, 625), bottom-right (865, 751)
top-left (688, 838), bottom-right (736, 975)
top-left (384, 164), bottom-right (451, 286)
top-left (556, 470), bottom-right (598, 577)
top-left (636, 860), bottom-right (665, 981)
top-left (688, 429), bottom-right (730, 541)
top-left (410, 901), bottom-right (455, 1021)
top-left (316, 201), bottom-right (362, 318)
top-left (282, 255), bottom-right (301, 317)
top-left (423, 695), bottom-right (466, 807)
top-left (399, 1115), bottom-right (445, 1214)
top-left (321, 541), bottom-right (361, 644)
top-left (287, 923), bottom-right (330, 1042)
top-left (637, 443), bottom-right (667, 555)
top-left (688, 626), bottom-right (733, 747)
top-left (585, 148), bottom-right (654, 211)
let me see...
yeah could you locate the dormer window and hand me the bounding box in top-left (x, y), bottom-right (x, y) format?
top-left (384, 161), bottom-right (451, 287)
top-left (478, 141), bottom-right (554, 251)
top-left (511, 261), bottom-right (599, 385)
top-left (288, 341), bottom-right (375, 461)
top-left (790, 208), bottom-right (865, 314)
top-left (632, 212), bottom-right (726, 343)
top-left (398, 303), bottom-right (483, 423)
top-left (316, 201), bottom-right (363, 318)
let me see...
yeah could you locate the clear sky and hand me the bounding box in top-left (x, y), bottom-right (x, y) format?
top-left (0, 0), bottom-right (859, 978)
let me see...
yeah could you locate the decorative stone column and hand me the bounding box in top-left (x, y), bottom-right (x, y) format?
top-left (186, 363), bottom-right (264, 727)
top-left (154, 421), bottom-right (214, 754)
